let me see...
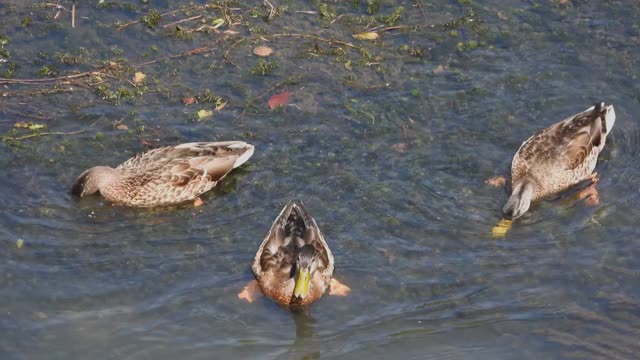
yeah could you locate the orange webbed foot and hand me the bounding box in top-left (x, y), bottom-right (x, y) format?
top-left (329, 278), bottom-right (351, 296)
top-left (238, 280), bottom-right (261, 303)
top-left (485, 175), bottom-right (507, 188)
top-left (578, 183), bottom-right (600, 206)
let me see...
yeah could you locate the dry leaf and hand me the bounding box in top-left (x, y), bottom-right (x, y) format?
top-left (352, 32), bottom-right (379, 40)
top-left (116, 124), bottom-right (128, 130)
top-left (133, 71), bottom-right (146, 84)
top-left (497, 11), bottom-right (508, 20)
top-left (268, 91), bottom-right (291, 110)
top-left (182, 97), bottom-right (197, 105)
top-left (16, 239), bottom-right (24, 249)
top-left (253, 45), bottom-right (273, 57)
top-left (433, 64), bottom-right (445, 74)
top-left (193, 197), bottom-right (204, 207)
top-left (215, 100), bottom-right (227, 111)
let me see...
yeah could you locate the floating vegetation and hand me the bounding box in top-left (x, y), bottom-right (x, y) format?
top-left (250, 59), bottom-right (278, 76)
top-left (141, 9), bottom-right (161, 29)
top-left (0, 0), bottom-right (495, 119)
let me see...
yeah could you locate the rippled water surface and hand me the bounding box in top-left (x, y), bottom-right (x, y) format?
top-left (1, 1), bottom-right (639, 359)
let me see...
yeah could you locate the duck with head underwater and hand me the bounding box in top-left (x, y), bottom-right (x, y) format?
top-left (238, 200), bottom-right (350, 308)
top-left (71, 141), bottom-right (254, 207)
top-left (501, 102), bottom-right (616, 219)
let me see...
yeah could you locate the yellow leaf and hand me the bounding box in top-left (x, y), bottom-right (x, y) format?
top-left (352, 32), bottom-right (379, 40)
top-left (133, 71), bottom-right (146, 85)
top-left (116, 124), bottom-right (128, 130)
top-left (197, 109), bottom-right (213, 120)
top-left (344, 60), bottom-right (352, 70)
top-left (28, 123), bottom-right (45, 130)
top-left (16, 239), bottom-right (24, 249)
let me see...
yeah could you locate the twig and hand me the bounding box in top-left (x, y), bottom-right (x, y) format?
top-left (71, 2), bottom-right (76, 28)
top-left (0, 64), bottom-right (115, 85)
top-left (263, 0), bottom-right (275, 21)
top-left (135, 38), bottom-right (225, 67)
top-left (268, 33), bottom-right (360, 50)
top-left (223, 37), bottom-right (245, 68)
top-left (162, 14), bottom-right (203, 29)
top-left (116, 7), bottom-right (189, 31)
top-left (2, 130), bottom-right (85, 142)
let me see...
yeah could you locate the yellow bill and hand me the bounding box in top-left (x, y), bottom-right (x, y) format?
top-left (294, 268), bottom-right (311, 298)
top-left (492, 218), bottom-right (513, 238)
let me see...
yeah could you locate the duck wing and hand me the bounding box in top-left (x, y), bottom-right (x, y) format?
top-left (252, 200), bottom-right (334, 279)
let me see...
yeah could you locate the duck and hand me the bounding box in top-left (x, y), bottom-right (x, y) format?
top-left (71, 141), bottom-right (254, 207)
top-left (503, 102), bottom-right (616, 219)
top-left (248, 200), bottom-right (344, 307)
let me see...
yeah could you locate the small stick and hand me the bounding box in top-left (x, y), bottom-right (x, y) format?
top-left (71, 2), bottom-right (76, 28)
top-left (162, 14), bottom-right (203, 29)
top-left (2, 130), bottom-right (85, 142)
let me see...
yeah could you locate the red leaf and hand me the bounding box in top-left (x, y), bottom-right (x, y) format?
top-left (182, 97), bottom-right (196, 105)
top-left (268, 91), bottom-right (291, 110)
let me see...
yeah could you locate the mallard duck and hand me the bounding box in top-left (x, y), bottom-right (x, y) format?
top-left (503, 102), bottom-right (615, 219)
top-left (248, 200), bottom-right (342, 307)
top-left (71, 141), bottom-right (254, 207)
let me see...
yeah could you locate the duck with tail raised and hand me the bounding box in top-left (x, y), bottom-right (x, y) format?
top-left (71, 141), bottom-right (254, 207)
top-left (238, 200), bottom-right (350, 308)
top-left (503, 102), bottom-right (615, 219)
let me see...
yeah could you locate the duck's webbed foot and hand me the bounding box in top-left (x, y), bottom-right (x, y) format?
top-left (238, 280), bottom-right (261, 303)
top-left (578, 174), bottom-right (600, 206)
top-left (485, 175), bottom-right (507, 188)
top-left (329, 278), bottom-right (351, 296)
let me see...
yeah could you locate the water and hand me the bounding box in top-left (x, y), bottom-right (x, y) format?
top-left (1, 1), bottom-right (639, 359)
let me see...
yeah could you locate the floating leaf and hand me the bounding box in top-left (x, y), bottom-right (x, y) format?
top-left (16, 239), bottom-right (24, 249)
top-left (182, 97), bottom-right (197, 105)
top-left (14, 121), bottom-right (28, 128)
top-left (352, 32), bottom-right (379, 40)
top-left (268, 91), bottom-right (291, 110)
top-left (344, 60), bottom-right (352, 70)
top-left (116, 124), bottom-right (128, 130)
top-left (214, 100), bottom-right (227, 111)
top-left (432, 64), bottom-right (445, 74)
top-left (28, 123), bottom-right (45, 130)
top-left (253, 45), bottom-right (273, 57)
top-left (491, 219), bottom-right (512, 238)
top-left (197, 109), bottom-right (213, 120)
top-left (133, 71), bottom-right (146, 85)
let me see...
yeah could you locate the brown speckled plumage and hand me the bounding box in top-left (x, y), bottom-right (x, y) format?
top-left (251, 200), bottom-right (334, 307)
top-left (504, 103), bottom-right (616, 218)
top-left (71, 141), bottom-right (254, 207)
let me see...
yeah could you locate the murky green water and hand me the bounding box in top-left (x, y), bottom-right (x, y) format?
top-left (1, 1), bottom-right (639, 359)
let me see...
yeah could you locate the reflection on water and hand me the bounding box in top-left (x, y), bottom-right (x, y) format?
top-left (1, 0), bottom-right (640, 359)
